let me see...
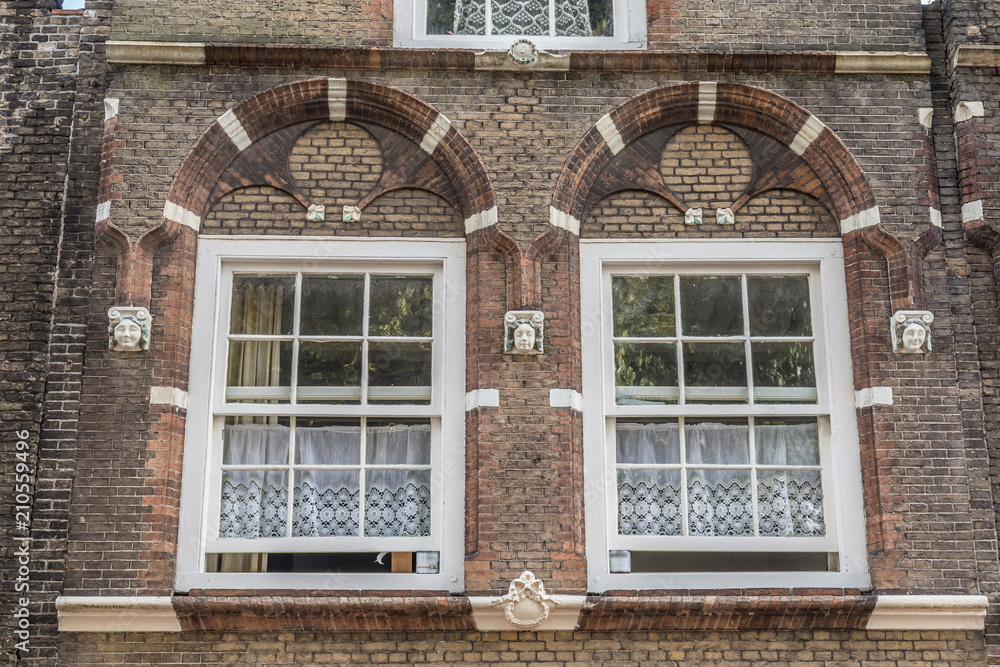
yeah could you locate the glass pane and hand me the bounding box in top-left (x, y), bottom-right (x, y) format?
top-left (427, 0), bottom-right (457, 34)
top-left (588, 0), bottom-right (613, 36)
top-left (293, 470), bottom-right (360, 537)
top-left (755, 420), bottom-right (820, 466)
top-left (300, 275), bottom-right (364, 336)
top-left (683, 342), bottom-right (747, 402)
top-left (295, 421), bottom-right (361, 466)
top-left (688, 469), bottom-right (752, 536)
top-left (230, 275), bottom-right (294, 335)
top-left (684, 420), bottom-right (749, 465)
top-left (491, 0), bottom-right (549, 35)
top-left (679, 276), bottom-right (743, 336)
top-left (758, 470), bottom-right (825, 537)
top-left (368, 341), bottom-right (432, 398)
top-left (298, 342), bottom-right (362, 402)
top-left (615, 422), bottom-right (680, 464)
top-left (223, 424), bottom-right (289, 465)
top-left (369, 276), bottom-right (433, 337)
top-left (751, 341), bottom-right (816, 402)
top-left (612, 276), bottom-right (675, 338)
top-left (226, 340), bottom-right (293, 403)
top-left (617, 469), bottom-right (682, 536)
top-left (555, 0), bottom-right (603, 35)
top-left (614, 342), bottom-right (678, 405)
top-left (452, 0), bottom-right (486, 34)
top-left (367, 422), bottom-right (432, 465)
top-left (219, 470), bottom-right (287, 538)
top-left (748, 275), bottom-right (812, 337)
top-left (365, 470), bottom-right (431, 537)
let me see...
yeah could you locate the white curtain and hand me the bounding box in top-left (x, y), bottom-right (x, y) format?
top-left (616, 421), bottom-right (825, 538)
top-left (453, 0), bottom-right (593, 36)
top-left (219, 423), bottom-right (431, 539)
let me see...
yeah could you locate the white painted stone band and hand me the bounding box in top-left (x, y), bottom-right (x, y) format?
top-left (930, 207), bottom-right (942, 228)
top-left (106, 41), bottom-right (207, 66)
top-left (855, 387), bottom-right (893, 408)
top-left (420, 114), bottom-right (452, 155)
top-left (466, 389), bottom-right (500, 411)
top-left (217, 109), bottom-right (252, 152)
top-left (697, 81), bottom-right (717, 125)
top-left (834, 52), bottom-right (931, 74)
top-left (56, 596), bottom-right (182, 632)
top-left (550, 206), bottom-right (581, 235)
top-left (163, 201), bottom-right (201, 232)
top-left (550, 388), bottom-right (582, 411)
top-left (149, 386), bottom-right (190, 411)
top-left (790, 115), bottom-right (826, 156)
top-left (469, 595), bottom-right (585, 631)
top-left (328, 78), bottom-right (347, 121)
top-left (596, 113), bottom-right (625, 155)
top-left (464, 206), bottom-right (498, 234)
top-left (104, 98), bottom-right (120, 122)
top-left (866, 595), bottom-right (988, 630)
top-left (839, 206), bottom-right (880, 235)
top-left (96, 201), bottom-right (111, 224)
top-left (962, 199), bottom-right (984, 223)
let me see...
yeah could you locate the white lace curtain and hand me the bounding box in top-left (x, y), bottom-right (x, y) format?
top-left (219, 424), bottom-right (431, 539)
top-left (616, 422), bottom-right (825, 538)
top-left (452, 0), bottom-right (593, 36)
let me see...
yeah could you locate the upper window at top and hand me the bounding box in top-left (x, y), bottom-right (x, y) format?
top-left (395, 0), bottom-right (646, 49)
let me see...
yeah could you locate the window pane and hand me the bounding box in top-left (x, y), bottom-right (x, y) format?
top-left (612, 275), bottom-right (675, 338)
top-left (684, 420), bottom-right (749, 465)
top-left (367, 422), bottom-right (432, 465)
top-left (556, 0), bottom-right (598, 35)
top-left (679, 276), bottom-right (743, 336)
top-left (230, 275), bottom-right (294, 335)
top-left (757, 470), bottom-right (825, 537)
top-left (616, 421), bottom-right (680, 464)
top-left (453, 0), bottom-right (486, 34)
top-left (755, 420), bottom-right (820, 466)
top-left (748, 275), bottom-right (812, 337)
top-left (369, 276), bottom-right (434, 337)
top-left (226, 341), bottom-right (293, 403)
top-left (300, 275), bottom-right (364, 336)
top-left (491, 0), bottom-right (549, 35)
top-left (427, 0), bottom-right (457, 34)
top-left (220, 470), bottom-right (288, 538)
top-left (614, 342), bottom-right (678, 405)
top-left (365, 470), bottom-right (431, 537)
top-left (688, 469), bottom-right (753, 536)
top-left (298, 341), bottom-right (362, 400)
top-left (617, 469), bottom-right (682, 536)
top-left (295, 422), bottom-right (361, 466)
top-left (293, 470), bottom-right (360, 537)
top-left (223, 424), bottom-right (289, 465)
top-left (683, 342), bottom-right (747, 402)
top-left (751, 341), bottom-right (816, 403)
top-left (367, 342), bottom-right (433, 404)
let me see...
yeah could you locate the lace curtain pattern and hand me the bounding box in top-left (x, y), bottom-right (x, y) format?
top-left (616, 422), bottom-right (825, 538)
top-left (220, 424), bottom-right (431, 539)
top-left (452, 0), bottom-right (593, 36)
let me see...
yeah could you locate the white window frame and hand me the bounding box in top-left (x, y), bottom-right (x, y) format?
top-left (176, 236), bottom-right (466, 592)
top-left (394, 0), bottom-right (646, 50)
top-left (581, 238), bottom-right (869, 592)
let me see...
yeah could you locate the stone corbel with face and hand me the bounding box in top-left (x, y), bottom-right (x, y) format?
top-left (108, 306), bottom-right (151, 352)
top-left (504, 310), bottom-right (544, 355)
top-left (890, 309), bottom-right (933, 355)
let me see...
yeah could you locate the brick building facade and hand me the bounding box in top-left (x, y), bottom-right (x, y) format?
top-left (4, 0), bottom-right (1000, 663)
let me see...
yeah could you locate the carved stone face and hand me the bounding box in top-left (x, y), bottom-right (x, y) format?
top-left (901, 321), bottom-right (927, 353)
top-left (114, 318), bottom-right (143, 351)
top-left (513, 322), bottom-right (536, 352)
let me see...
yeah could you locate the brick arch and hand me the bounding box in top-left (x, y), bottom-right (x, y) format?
top-left (99, 78), bottom-right (498, 307)
top-left (550, 81), bottom-right (878, 233)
